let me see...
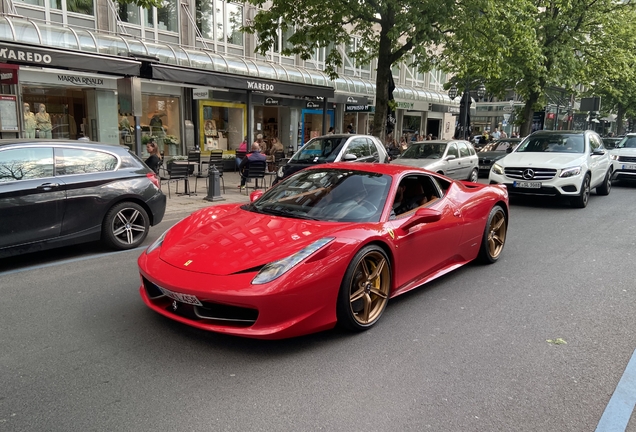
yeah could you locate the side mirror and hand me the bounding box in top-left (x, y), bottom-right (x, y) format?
top-left (250, 190), bottom-right (264, 202)
top-left (342, 153), bottom-right (358, 161)
top-left (401, 208), bottom-right (442, 231)
top-left (445, 155), bottom-right (457, 161)
top-left (592, 149), bottom-right (605, 156)
top-left (506, 147), bottom-right (513, 153)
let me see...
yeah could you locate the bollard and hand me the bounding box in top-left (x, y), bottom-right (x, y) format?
top-left (204, 164), bottom-right (225, 202)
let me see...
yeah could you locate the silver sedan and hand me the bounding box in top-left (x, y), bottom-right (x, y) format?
top-left (392, 140), bottom-right (479, 182)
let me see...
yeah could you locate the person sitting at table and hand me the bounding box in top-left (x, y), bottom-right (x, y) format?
top-left (238, 142), bottom-right (267, 189)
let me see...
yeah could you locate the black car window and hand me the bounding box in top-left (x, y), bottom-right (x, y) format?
top-left (291, 137), bottom-right (347, 163)
top-left (345, 139), bottom-right (371, 159)
top-left (55, 148), bottom-right (118, 175)
top-left (458, 142), bottom-right (470, 158)
top-left (0, 147), bottom-right (54, 182)
top-left (446, 143), bottom-right (459, 158)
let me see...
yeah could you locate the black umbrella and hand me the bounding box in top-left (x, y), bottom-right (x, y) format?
top-left (455, 91), bottom-right (472, 140)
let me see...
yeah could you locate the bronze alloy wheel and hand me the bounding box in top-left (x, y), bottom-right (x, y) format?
top-left (348, 250), bottom-right (391, 326)
top-left (487, 210), bottom-right (506, 260)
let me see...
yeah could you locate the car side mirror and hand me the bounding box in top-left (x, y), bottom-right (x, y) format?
top-left (592, 149), bottom-right (605, 156)
top-left (506, 147), bottom-right (513, 153)
top-left (401, 208), bottom-right (443, 231)
top-left (342, 153), bottom-right (358, 161)
top-left (250, 190), bottom-right (264, 202)
top-left (445, 155), bottom-right (457, 161)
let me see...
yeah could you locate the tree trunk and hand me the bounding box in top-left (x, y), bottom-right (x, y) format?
top-left (372, 26), bottom-right (393, 141)
top-left (520, 92), bottom-right (540, 137)
top-left (617, 105), bottom-right (626, 135)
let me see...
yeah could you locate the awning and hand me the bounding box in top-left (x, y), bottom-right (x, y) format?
top-left (149, 63), bottom-right (334, 99)
top-left (0, 41), bottom-right (141, 76)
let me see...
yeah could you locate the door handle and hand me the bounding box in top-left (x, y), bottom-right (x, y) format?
top-left (37, 183), bottom-right (60, 191)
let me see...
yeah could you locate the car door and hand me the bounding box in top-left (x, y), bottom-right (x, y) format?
top-left (588, 133), bottom-right (610, 187)
top-left (342, 138), bottom-right (373, 162)
top-left (456, 142), bottom-right (475, 179)
top-left (0, 146), bottom-right (66, 249)
top-left (443, 142), bottom-right (462, 179)
top-left (386, 174), bottom-right (463, 290)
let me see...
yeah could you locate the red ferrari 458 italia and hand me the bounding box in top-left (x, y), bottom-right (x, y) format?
top-left (138, 162), bottom-right (509, 339)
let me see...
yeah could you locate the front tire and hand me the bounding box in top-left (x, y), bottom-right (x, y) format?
top-left (596, 169), bottom-right (612, 196)
top-left (571, 174), bottom-right (591, 208)
top-left (468, 168), bottom-right (479, 183)
top-left (336, 245), bottom-right (391, 331)
top-left (477, 205), bottom-right (507, 264)
top-left (102, 202), bottom-right (150, 250)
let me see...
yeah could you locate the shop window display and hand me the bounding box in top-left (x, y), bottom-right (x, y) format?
top-left (22, 88), bottom-right (86, 140)
top-left (200, 102), bottom-right (244, 152)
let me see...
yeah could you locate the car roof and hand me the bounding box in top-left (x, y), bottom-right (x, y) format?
top-left (530, 130), bottom-right (590, 136)
top-left (0, 139), bottom-right (129, 152)
top-left (302, 161), bottom-right (443, 177)
top-left (310, 134), bottom-right (376, 140)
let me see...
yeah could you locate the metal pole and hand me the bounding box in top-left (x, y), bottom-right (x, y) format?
top-left (463, 89), bottom-right (468, 140)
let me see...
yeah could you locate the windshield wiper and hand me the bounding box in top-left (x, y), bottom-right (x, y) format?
top-left (256, 206), bottom-right (320, 220)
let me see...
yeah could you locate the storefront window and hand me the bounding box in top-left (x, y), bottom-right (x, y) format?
top-left (199, 101), bottom-right (245, 152)
top-left (303, 110), bottom-right (333, 144)
top-left (124, 94), bottom-right (182, 157)
top-left (343, 113), bottom-right (358, 135)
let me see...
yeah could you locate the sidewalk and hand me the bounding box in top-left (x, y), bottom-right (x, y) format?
top-left (160, 170), bottom-right (273, 215)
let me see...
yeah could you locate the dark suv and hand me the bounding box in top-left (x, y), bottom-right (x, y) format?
top-left (0, 139), bottom-right (166, 258)
top-left (274, 134), bottom-right (390, 184)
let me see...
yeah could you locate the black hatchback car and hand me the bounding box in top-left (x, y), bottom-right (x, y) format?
top-left (0, 140), bottom-right (166, 258)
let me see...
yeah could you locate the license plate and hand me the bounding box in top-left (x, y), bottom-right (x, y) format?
top-left (622, 164), bottom-right (636, 171)
top-left (158, 286), bottom-right (202, 306)
top-left (479, 165), bottom-right (490, 169)
top-left (513, 181), bottom-right (541, 189)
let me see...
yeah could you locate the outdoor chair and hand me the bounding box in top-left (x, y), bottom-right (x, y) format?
top-left (187, 150), bottom-right (201, 193)
top-left (240, 160), bottom-right (266, 195)
top-left (162, 163), bottom-right (191, 198)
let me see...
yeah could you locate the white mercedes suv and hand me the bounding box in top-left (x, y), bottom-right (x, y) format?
top-left (488, 130), bottom-right (612, 208)
top-left (609, 133), bottom-right (636, 183)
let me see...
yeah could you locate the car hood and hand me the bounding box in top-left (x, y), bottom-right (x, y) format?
top-left (610, 148), bottom-right (636, 157)
top-left (392, 158), bottom-right (441, 169)
top-left (159, 204), bottom-right (354, 276)
top-left (478, 151), bottom-right (506, 160)
top-left (499, 152), bottom-right (585, 168)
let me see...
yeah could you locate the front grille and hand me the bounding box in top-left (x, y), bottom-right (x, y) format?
top-left (142, 277), bottom-right (258, 327)
top-left (504, 167), bottom-right (557, 180)
top-left (618, 156), bottom-right (636, 163)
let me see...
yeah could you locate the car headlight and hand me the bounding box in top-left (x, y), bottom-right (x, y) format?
top-left (277, 166), bottom-right (285, 178)
top-left (491, 163), bottom-right (504, 175)
top-left (146, 229), bottom-right (168, 254)
top-left (560, 166), bottom-right (582, 178)
top-left (610, 154), bottom-right (619, 160)
top-left (252, 237), bottom-right (335, 285)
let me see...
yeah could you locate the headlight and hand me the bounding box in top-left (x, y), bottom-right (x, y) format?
top-left (491, 163), bottom-right (504, 175)
top-left (277, 166), bottom-right (285, 178)
top-left (252, 238), bottom-right (335, 285)
top-left (560, 166), bottom-right (582, 178)
top-left (146, 229), bottom-right (168, 254)
top-left (610, 154), bottom-right (619, 160)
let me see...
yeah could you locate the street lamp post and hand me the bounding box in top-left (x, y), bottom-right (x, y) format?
top-left (448, 81), bottom-right (486, 140)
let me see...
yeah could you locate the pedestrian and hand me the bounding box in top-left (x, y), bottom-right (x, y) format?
top-left (144, 138), bottom-right (162, 174)
top-left (327, 127), bottom-right (335, 134)
top-left (238, 142), bottom-right (267, 189)
top-left (235, 135), bottom-right (248, 168)
top-left (492, 128), bottom-right (501, 140)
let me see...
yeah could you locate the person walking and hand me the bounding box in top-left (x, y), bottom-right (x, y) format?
top-left (144, 138), bottom-right (162, 174)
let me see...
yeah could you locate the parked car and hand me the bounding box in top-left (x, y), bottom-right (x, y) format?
top-left (273, 134), bottom-right (389, 184)
top-left (489, 130), bottom-right (612, 208)
top-left (603, 137), bottom-right (622, 149)
top-left (138, 162), bottom-right (509, 339)
top-left (0, 139), bottom-right (166, 258)
top-left (609, 133), bottom-right (636, 183)
top-left (478, 138), bottom-right (522, 176)
top-left (391, 139), bottom-right (479, 182)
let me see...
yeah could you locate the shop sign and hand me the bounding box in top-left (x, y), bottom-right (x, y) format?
top-left (0, 47), bottom-right (51, 65)
top-left (193, 88), bottom-right (210, 99)
top-left (396, 101), bottom-right (414, 110)
top-left (57, 74), bottom-right (105, 87)
top-left (0, 65), bottom-right (18, 85)
top-left (265, 97), bottom-right (280, 105)
top-left (431, 103), bottom-right (460, 114)
top-left (306, 101), bottom-right (321, 109)
top-left (247, 80), bottom-right (274, 92)
top-left (345, 104), bottom-right (374, 112)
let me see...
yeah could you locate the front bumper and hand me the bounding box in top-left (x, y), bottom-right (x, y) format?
top-left (610, 160), bottom-right (636, 181)
top-left (489, 171), bottom-right (582, 196)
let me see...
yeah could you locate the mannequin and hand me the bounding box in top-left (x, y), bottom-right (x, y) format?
top-left (23, 103), bottom-right (36, 139)
top-left (35, 103), bottom-right (52, 139)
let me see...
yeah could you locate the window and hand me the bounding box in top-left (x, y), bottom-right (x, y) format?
top-left (196, 0), bottom-right (244, 46)
top-left (118, 0), bottom-right (179, 36)
top-left (446, 143), bottom-right (459, 158)
top-left (458, 142), bottom-right (470, 158)
top-left (589, 134), bottom-right (601, 152)
top-left (0, 147), bottom-right (54, 182)
top-left (50, 0), bottom-right (94, 15)
top-left (346, 139), bottom-right (371, 159)
top-left (55, 148), bottom-right (117, 175)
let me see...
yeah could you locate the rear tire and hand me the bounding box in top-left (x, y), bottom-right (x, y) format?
top-left (477, 205), bottom-right (507, 264)
top-left (102, 202), bottom-right (150, 250)
top-left (596, 169), bottom-right (612, 196)
top-left (336, 245), bottom-right (391, 331)
top-left (468, 168), bottom-right (479, 183)
top-left (571, 174), bottom-right (591, 208)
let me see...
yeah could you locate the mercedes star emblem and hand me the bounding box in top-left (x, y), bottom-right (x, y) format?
top-left (522, 169), bottom-right (535, 180)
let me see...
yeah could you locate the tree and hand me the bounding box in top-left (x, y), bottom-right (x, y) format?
top-left (438, 0), bottom-right (636, 136)
top-left (243, 0), bottom-right (457, 140)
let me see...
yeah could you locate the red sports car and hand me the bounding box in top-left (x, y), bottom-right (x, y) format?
top-left (138, 163), bottom-right (509, 339)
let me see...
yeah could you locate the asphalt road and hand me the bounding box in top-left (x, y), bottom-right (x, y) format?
top-left (2, 182), bottom-right (636, 431)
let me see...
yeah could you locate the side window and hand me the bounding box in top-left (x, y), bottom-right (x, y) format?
top-left (345, 139), bottom-right (371, 160)
top-left (468, 144), bottom-right (476, 156)
top-left (55, 148), bottom-right (118, 175)
top-left (391, 174), bottom-right (443, 219)
top-left (458, 142), bottom-right (470, 158)
top-left (0, 147), bottom-right (54, 183)
top-left (432, 175), bottom-right (451, 196)
top-left (446, 143), bottom-right (459, 158)
top-left (367, 138), bottom-right (380, 162)
top-left (589, 134), bottom-right (601, 152)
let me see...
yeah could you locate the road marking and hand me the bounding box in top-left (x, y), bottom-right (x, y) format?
top-left (596, 348), bottom-right (636, 432)
top-left (0, 246), bottom-right (146, 277)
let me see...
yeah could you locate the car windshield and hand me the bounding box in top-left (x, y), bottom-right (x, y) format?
top-left (603, 138), bottom-right (621, 149)
top-left (515, 134), bottom-right (584, 153)
top-left (480, 141), bottom-right (516, 152)
top-left (401, 142), bottom-right (447, 159)
top-left (290, 137), bottom-right (347, 163)
top-left (616, 136), bottom-right (636, 149)
top-left (245, 168), bottom-right (392, 223)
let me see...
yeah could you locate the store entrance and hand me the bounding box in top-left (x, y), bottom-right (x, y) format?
top-left (427, 118), bottom-right (441, 139)
top-left (302, 109), bottom-right (333, 144)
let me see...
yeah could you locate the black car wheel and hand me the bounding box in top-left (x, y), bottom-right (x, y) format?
top-left (102, 202), bottom-right (150, 250)
top-left (596, 169), bottom-right (612, 196)
top-left (468, 168), bottom-right (479, 183)
top-left (571, 174), bottom-right (591, 208)
top-left (477, 205), bottom-right (507, 264)
top-left (336, 245), bottom-right (391, 331)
